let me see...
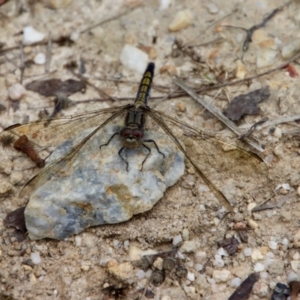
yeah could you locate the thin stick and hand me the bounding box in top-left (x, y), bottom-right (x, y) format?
top-left (19, 41), bottom-right (25, 84)
top-left (173, 77), bottom-right (265, 152)
top-left (45, 32), bottom-right (52, 73)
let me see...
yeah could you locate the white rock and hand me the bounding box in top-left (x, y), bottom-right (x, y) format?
top-left (158, 0), bottom-right (171, 10)
top-left (180, 240), bottom-right (197, 253)
top-left (136, 269), bottom-right (146, 279)
top-left (213, 255), bottom-right (224, 268)
top-left (273, 127), bottom-right (282, 138)
top-left (294, 229), bottom-right (300, 248)
top-left (173, 234), bottom-right (183, 246)
top-left (212, 269), bottom-right (231, 283)
top-left (251, 249), bottom-right (264, 261)
top-left (187, 271), bottom-right (195, 281)
top-left (70, 31), bottom-right (80, 42)
top-left (291, 260), bottom-right (300, 272)
top-left (8, 83), bottom-right (26, 101)
top-left (268, 241), bottom-right (278, 250)
top-left (230, 277), bottom-right (241, 287)
top-left (247, 218), bottom-right (259, 229)
top-left (124, 240), bottom-right (130, 248)
top-left (254, 262), bottom-right (265, 272)
top-left (195, 264), bottom-right (203, 272)
top-left (120, 44), bottom-right (149, 74)
top-left (75, 236), bottom-right (82, 247)
top-left (205, 3), bottom-right (219, 14)
top-left (168, 10), bottom-right (193, 32)
top-left (23, 26), bottom-right (45, 45)
top-left (31, 252), bottom-right (41, 264)
top-left (282, 38), bottom-right (300, 59)
top-left (287, 271), bottom-right (299, 283)
top-left (256, 49), bottom-right (277, 68)
top-left (216, 247), bottom-right (229, 257)
top-left (247, 202), bottom-right (257, 211)
top-left (293, 252), bottom-right (300, 260)
top-left (243, 248), bottom-right (252, 257)
top-left (34, 53), bottom-right (46, 65)
top-left (182, 228), bottom-right (189, 241)
top-left (282, 238), bottom-right (289, 246)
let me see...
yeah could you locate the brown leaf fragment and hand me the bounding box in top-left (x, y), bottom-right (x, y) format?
top-left (218, 236), bottom-right (240, 255)
top-left (228, 272), bottom-right (259, 300)
top-left (4, 206), bottom-right (27, 242)
top-left (223, 86), bottom-right (270, 121)
top-left (289, 281), bottom-right (300, 300)
top-left (14, 135), bottom-right (45, 167)
top-left (26, 79), bottom-right (86, 97)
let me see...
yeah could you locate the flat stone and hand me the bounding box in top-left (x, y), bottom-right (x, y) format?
top-left (25, 125), bottom-right (185, 240)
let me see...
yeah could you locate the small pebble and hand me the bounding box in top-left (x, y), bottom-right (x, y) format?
top-left (247, 202), bottom-right (257, 212)
top-left (212, 269), bottom-right (231, 283)
top-left (136, 269), bottom-right (146, 279)
top-left (120, 44), bottom-right (149, 74)
top-left (205, 3), bottom-right (219, 14)
top-left (273, 127), bottom-right (282, 138)
top-left (216, 247), bottom-right (229, 257)
top-left (287, 272), bottom-right (299, 283)
top-left (282, 38), bottom-right (300, 59)
top-left (31, 252), bottom-right (41, 264)
top-left (0, 181), bottom-right (13, 196)
top-left (180, 241), bottom-right (197, 253)
top-left (293, 229), bottom-right (300, 248)
top-left (8, 83), bottom-right (26, 101)
top-left (254, 262), bottom-right (265, 272)
top-left (281, 210), bottom-right (292, 222)
top-left (187, 271), bottom-right (195, 281)
top-left (34, 53), bottom-right (46, 65)
top-left (10, 171), bottom-right (23, 185)
top-left (75, 236), bottom-right (82, 247)
top-left (182, 228), bottom-right (189, 241)
top-left (256, 49), bottom-right (277, 68)
top-left (251, 249), bottom-right (264, 261)
top-left (290, 260), bottom-right (300, 272)
top-left (253, 281), bottom-right (269, 297)
top-left (168, 10), bottom-right (193, 32)
top-left (268, 241), bottom-right (278, 250)
top-left (70, 31), bottom-right (80, 41)
top-left (230, 277), bottom-right (242, 288)
top-left (293, 252), bottom-right (300, 260)
top-left (23, 26), bottom-right (45, 45)
top-left (243, 248), bottom-right (252, 257)
top-left (195, 251), bottom-right (207, 263)
top-left (247, 218), bottom-right (259, 229)
top-left (213, 255), bottom-right (225, 268)
top-left (158, 0), bottom-right (171, 10)
top-left (173, 234), bottom-right (183, 246)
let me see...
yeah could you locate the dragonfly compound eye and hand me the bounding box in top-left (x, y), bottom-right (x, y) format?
top-left (132, 129), bottom-right (143, 140)
top-left (120, 128), bottom-right (133, 138)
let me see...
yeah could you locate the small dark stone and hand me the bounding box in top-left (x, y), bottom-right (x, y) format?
top-left (271, 282), bottom-right (290, 300)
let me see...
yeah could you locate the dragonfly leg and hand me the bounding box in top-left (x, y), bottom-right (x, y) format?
top-left (140, 143), bottom-right (152, 171)
top-left (99, 132), bottom-right (119, 149)
top-left (118, 146), bottom-right (129, 171)
top-left (143, 139), bottom-right (165, 158)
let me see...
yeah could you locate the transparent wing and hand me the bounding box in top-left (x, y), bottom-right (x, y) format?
top-left (19, 106), bottom-right (129, 197)
top-left (146, 107), bottom-right (269, 211)
top-left (0, 105), bottom-right (130, 152)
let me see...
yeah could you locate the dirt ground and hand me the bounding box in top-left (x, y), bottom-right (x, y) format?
top-left (1, 0), bottom-right (300, 299)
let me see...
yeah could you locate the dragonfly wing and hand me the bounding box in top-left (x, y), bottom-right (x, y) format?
top-left (147, 108), bottom-right (269, 211)
top-left (0, 105), bottom-right (130, 152)
top-left (19, 107), bottom-right (128, 197)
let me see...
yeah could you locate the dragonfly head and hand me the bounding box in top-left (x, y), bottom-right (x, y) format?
top-left (120, 127), bottom-right (144, 149)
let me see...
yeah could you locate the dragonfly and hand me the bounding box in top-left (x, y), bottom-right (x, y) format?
top-left (0, 63), bottom-right (268, 212)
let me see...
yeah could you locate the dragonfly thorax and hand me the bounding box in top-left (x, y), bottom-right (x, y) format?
top-left (120, 127), bottom-right (144, 149)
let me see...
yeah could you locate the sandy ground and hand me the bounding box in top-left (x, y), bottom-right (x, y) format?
top-left (1, 0), bottom-right (300, 299)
